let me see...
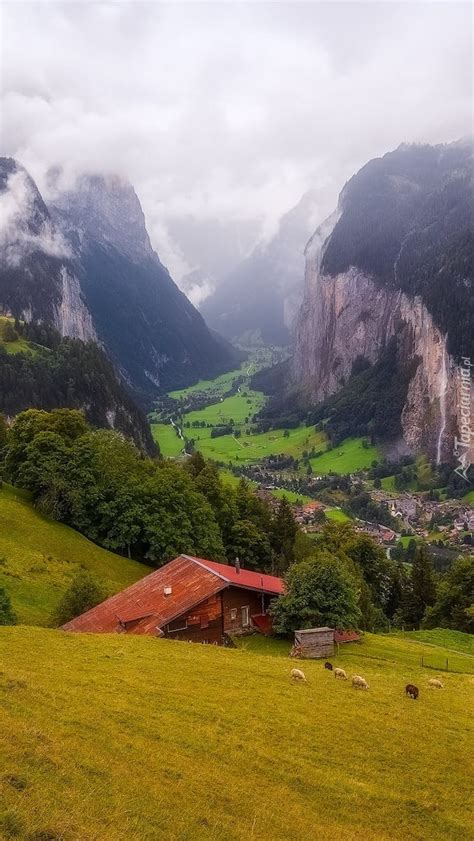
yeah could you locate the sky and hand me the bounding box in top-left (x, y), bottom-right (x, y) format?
top-left (1, 1), bottom-right (472, 296)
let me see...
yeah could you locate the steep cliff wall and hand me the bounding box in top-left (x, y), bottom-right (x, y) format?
top-left (293, 141), bottom-right (473, 462)
top-left (0, 158), bottom-right (95, 342)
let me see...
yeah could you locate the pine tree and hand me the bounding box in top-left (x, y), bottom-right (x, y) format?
top-left (410, 546), bottom-right (437, 628)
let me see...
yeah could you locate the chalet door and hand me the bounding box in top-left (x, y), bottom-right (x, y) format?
top-left (241, 606), bottom-right (250, 627)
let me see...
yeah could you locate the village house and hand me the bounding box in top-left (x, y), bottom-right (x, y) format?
top-left (62, 554), bottom-right (285, 644)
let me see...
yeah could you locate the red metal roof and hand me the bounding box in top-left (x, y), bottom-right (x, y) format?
top-left (186, 556), bottom-right (285, 595)
top-left (334, 629), bottom-right (361, 643)
top-left (62, 555), bottom-right (284, 635)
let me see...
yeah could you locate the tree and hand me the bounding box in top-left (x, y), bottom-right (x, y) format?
top-left (423, 556), bottom-right (474, 632)
top-left (2, 321), bottom-right (18, 342)
top-left (53, 572), bottom-right (105, 627)
top-left (228, 520), bottom-right (272, 571)
top-left (411, 546), bottom-right (437, 626)
top-left (271, 551), bottom-right (361, 634)
top-left (271, 497), bottom-right (298, 571)
top-left (342, 533), bottom-right (391, 608)
top-left (397, 546), bottom-right (437, 629)
top-left (0, 586), bottom-right (16, 625)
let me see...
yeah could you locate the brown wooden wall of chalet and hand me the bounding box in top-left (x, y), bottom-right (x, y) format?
top-left (222, 587), bottom-right (272, 634)
top-left (162, 586), bottom-right (275, 643)
top-left (162, 593), bottom-right (224, 644)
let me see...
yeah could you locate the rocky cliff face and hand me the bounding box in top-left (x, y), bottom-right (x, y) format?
top-left (0, 158), bottom-right (95, 341)
top-left (1, 159), bottom-right (238, 406)
top-left (51, 173), bottom-right (238, 404)
top-left (294, 141), bottom-right (473, 462)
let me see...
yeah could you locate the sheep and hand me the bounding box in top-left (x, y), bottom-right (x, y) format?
top-left (428, 678), bottom-right (444, 689)
top-left (334, 667), bottom-right (347, 680)
top-left (290, 668), bottom-right (307, 682)
top-left (405, 683), bottom-right (419, 700)
top-left (352, 675), bottom-right (369, 690)
top-left (324, 661), bottom-right (333, 671)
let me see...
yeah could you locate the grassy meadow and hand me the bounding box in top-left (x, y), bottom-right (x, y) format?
top-left (0, 484), bottom-right (149, 626)
top-left (0, 627), bottom-right (472, 841)
top-left (150, 422), bottom-right (185, 457)
top-left (191, 424), bottom-right (327, 465)
top-left (0, 317), bottom-right (40, 356)
top-left (185, 389), bottom-right (266, 427)
top-left (310, 437), bottom-right (380, 475)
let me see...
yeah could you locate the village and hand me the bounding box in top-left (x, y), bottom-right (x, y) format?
top-left (254, 481), bottom-right (474, 557)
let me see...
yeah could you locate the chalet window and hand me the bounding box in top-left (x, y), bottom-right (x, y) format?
top-left (167, 617), bottom-right (187, 633)
top-left (241, 606), bottom-right (250, 627)
top-left (230, 608), bottom-right (237, 621)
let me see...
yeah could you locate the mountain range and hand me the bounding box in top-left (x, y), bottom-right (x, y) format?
top-left (0, 158), bottom-right (238, 408)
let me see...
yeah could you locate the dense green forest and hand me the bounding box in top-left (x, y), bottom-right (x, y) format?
top-left (1, 408), bottom-right (471, 633)
top-left (0, 321), bottom-right (155, 453)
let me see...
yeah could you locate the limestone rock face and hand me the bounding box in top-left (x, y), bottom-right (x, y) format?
top-left (0, 158), bottom-right (95, 341)
top-left (293, 140), bottom-right (473, 461)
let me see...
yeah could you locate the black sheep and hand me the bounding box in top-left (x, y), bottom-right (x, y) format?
top-left (324, 662), bottom-right (333, 671)
top-left (405, 684), bottom-right (419, 700)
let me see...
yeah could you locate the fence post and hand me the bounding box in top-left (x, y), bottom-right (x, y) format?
top-left (421, 656), bottom-right (424, 668)
top-left (446, 658), bottom-right (449, 672)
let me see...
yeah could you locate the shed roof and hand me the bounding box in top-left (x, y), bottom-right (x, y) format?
top-left (62, 555), bottom-right (284, 635)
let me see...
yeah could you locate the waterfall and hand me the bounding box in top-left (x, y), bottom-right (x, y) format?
top-left (436, 343), bottom-right (448, 465)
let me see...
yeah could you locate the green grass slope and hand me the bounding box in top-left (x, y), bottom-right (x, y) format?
top-left (310, 437), bottom-right (380, 475)
top-left (0, 485), bottom-right (150, 626)
top-left (0, 628), bottom-right (472, 841)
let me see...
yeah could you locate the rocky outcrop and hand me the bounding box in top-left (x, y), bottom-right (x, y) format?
top-left (0, 158), bottom-right (95, 342)
top-left (293, 141), bottom-right (473, 462)
top-left (51, 172), bottom-right (239, 403)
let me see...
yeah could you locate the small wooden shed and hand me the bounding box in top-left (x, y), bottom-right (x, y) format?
top-left (294, 627), bottom-right (335, 659)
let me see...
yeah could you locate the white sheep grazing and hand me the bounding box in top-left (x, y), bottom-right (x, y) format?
top-left (428, 678), bottom-right (444, 689)
top-left (352, 675), bottom-right (369, 690)
top-left (290, 668), bottom-right (307, 682)
top-left (334, 667), bottom-right (347, 680)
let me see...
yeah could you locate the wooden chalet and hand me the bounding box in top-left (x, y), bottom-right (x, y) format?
top-left (62, 554), bottom-right (285, 645)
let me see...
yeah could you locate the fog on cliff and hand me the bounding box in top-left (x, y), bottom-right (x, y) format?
top-left (1, 1), bottom-right (472, 292)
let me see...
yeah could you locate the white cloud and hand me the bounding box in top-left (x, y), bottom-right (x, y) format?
top-left (1, 1), bottom-right (472, 283)
top-left (0, 169), bottom-right (72, 266)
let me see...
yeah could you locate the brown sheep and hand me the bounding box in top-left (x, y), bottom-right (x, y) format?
top-left (405, 684), bottom-right (419, 700)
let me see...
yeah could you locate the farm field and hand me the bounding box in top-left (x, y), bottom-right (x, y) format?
top-left (192, 424), bottom-right (327, 465)
top-left (168, 365), bottom-right (244, 400)
top-left (325, 507), bottom-right (352, 523)
top-left (0, 484), bottom-right (149, 626)
top-left (0, 627), bottom-right (472, 841)
top-left (310, 437), bottom-right (381, 475)
top-left (150, 422), bottom-right (185, 457)
top-left (184, 388), bottom-right (266, 427)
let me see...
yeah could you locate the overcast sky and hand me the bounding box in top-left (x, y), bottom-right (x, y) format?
top-left (1, 1), bottom-right (472, 286)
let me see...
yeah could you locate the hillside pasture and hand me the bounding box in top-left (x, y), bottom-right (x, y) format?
top-left (150, 422), bottom-right (185, 457)
top-left (193, 424), bottom-right (327, 465)
top-left (185, 389), bottom-right (266, 427)
top-left (0, 484), bottom-right (150, 626)
top-left (0, 316), bottom-right (41, 356)
top-left (0, 627), bottom-right (472, 841)
top-left (310, 437), bottom-right (380, 475)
